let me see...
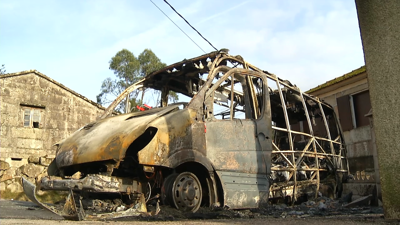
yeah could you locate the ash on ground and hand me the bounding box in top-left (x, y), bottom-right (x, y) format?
top-left (108, 195), bottom-right (384, 222)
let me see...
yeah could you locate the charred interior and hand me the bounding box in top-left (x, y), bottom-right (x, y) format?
top-left (113, 127), bottom-right (158, 178)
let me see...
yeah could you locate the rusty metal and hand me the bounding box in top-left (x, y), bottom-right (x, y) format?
top-left (38, 174), bottom-right (141, 193)
top-left (24, 50), bottom-right (348, 220)
top-left (56, 104), bottom-right (181, 168)
top-left (22, 177), bottom-right (153, 221)
top-left (216, 171), bottom-right (270, 209)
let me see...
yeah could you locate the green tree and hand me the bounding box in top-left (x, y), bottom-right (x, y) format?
top-left (97, 49), bottom-right (178, 112)
top-left (0, 64), bottom-right (6, 75)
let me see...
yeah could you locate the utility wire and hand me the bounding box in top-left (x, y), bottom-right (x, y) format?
top-left (163, 0), bottom-right (218, 52)
top-left (149, 0), bottom-right (206, 53)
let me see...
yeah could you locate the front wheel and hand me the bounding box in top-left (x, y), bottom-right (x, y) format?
top-left (172, 172), bottom-right (202, 212)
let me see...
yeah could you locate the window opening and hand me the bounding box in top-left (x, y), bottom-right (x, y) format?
top-left (267, 77), bottom-right (290, 151)
top-left (22, 107), bottom-right (42, 128)
top-left (336, 91), bottom-right (371, 131)
top-left (321, 104), bottom-right (340, 142)
top-left (212, 74), bottom-right (245, 120)
top-left (353, 91), bottom-right (371, 127)
top-left (336, 95), bottom-right (353, 131)
top-left (205, 71), bottom-right (264, 121)
top-left (32, 110), bottom-right (40, 128)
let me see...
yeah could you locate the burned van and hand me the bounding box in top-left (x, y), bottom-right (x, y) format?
top-left (23, 50), bottom-right (348, 220)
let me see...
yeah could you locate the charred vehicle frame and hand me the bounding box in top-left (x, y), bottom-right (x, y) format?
top-left (23, 50), bottom-right (349, 220)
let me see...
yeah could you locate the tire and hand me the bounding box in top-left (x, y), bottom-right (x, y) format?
top-left (161, 173), bottom-right (177, 206)
top-left (171, 172), bottom-right (203, 212)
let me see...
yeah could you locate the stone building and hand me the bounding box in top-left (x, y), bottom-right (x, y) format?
top-left (0, 70), bottom-right (105, 193)
top-left (307, 66), bottom-right (380, 201)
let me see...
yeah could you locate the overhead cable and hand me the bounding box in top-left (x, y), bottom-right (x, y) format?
top-left (163, 0), bottom-right (218, 51)
top-left (149, 0), bottom-right (206, 53)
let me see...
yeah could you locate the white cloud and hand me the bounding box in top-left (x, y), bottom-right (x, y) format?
top-left (197, 0), bottom-right (364, 91)
top-left (0, 0), bottom-right (365, 102)
top-left (196, 1), bottom-right (251, 25)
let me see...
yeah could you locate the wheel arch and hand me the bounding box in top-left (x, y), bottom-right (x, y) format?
top-left (161, 149), bottom-right (214, 171)
top-left (162, 150), bottom-right (223, 207)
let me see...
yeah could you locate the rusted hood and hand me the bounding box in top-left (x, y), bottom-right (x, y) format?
top-left (55, 105), bottom-right (181, 168)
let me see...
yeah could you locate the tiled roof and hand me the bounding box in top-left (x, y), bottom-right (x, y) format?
top-left (0, 70), bottom-right (104, 110)
top-left (306, 66), bottom-right (366, 93)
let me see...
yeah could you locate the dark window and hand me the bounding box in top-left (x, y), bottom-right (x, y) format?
top-left (337, 95), bottom-right (353, 131)
top-left (322, 104), bottom-right (340, 140)
top-left (32, 110), bottom-right (40, 128)
top-left (353, 91), bottom-right (371, 127)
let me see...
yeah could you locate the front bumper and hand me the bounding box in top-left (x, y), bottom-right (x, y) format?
top-left (21, 176), bottom-right (158, 221)
top-left (39, 174), bottom-right (142, 194)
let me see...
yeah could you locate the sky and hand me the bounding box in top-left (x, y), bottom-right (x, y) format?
top-left (0, 0), bottom-right (365, 105)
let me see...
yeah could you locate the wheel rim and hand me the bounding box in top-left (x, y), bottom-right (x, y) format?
top-left (172, 172), bottom-right (202, 212)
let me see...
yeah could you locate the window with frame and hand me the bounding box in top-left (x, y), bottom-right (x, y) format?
top-left (21, 104), bottom-right (45, 128)
top-left (336, 90), bottom-right (371, 131)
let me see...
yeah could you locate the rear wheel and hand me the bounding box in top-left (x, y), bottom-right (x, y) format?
top-left (165, 172), bottom-right (203, 212)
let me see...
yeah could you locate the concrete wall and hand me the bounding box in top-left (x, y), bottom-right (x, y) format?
top-left (0, 71), bottom-right (104, 193)
top-left (355, 0), bottom-right (400, 219)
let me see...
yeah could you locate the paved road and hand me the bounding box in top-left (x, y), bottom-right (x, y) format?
top-left (0, 199), bottom-right (63, 220)
top-left (0, 200), bottom-right (394, 225)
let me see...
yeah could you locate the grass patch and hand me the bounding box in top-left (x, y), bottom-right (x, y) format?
top-left (0, 189), bottom-right (67, 204)
top-left (0, 189), bottom-right (28, 201)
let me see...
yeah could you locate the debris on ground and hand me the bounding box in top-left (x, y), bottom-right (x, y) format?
top-left (344, 195), bottom-right (373, 208)
top-left (46, 195), bottom-right (383, 222)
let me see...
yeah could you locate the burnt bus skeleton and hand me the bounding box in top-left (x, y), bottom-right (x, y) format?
top-left (22, 50), bottom-right (348, 220)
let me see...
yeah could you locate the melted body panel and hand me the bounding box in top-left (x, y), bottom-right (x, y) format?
top-left (138, 108), bottom-right (197, 166)
top-left (56, 105), bottom-right (180, 168)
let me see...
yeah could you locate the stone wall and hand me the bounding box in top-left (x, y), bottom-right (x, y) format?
top-left (0, 157), bottom-right (51, 193)
top-left (0, 70), bottom-right (105, 194)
